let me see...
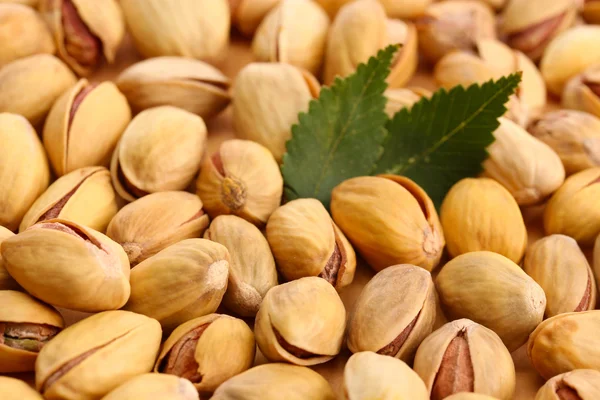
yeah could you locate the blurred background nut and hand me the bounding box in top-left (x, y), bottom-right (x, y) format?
top-left (107, 192), bottom-right (209, 266)
top-left (413, 319), bottom-right (516, 400)
top-left (0, 377), bottom-right (44, 400)
top-left (0, 227), bottom-right (19, 290)
top-left (111, 106), bottom-right (207, 202)
top-left (378, 0), bottom-right (432, 19)
top-left (116, 57), bottom-right (230, 119)
top-left (230, 0), bottom-right (281, 36)
top-left (563, 64), bottom-right (600, 119)
top-left (347, 265), bottom-right (436, 363)
top-left (0, 0), bottom-right (38, 6)
top-left (266, 199), bottom-right (356, 290)
top-left (444, 394), bottom-right (501, 400)
top-left (155, 314), bottom-right (255, 394)
top-left (101, 374), bottom-right (199, 400)
top-left (535, 369), bottom-right (600, 400)
top-left (255, 277), bottom-right (346, 366)
top-left (436, 251), bottom-right (546, 351)
top-left (595, 235), bottom-right (600, 289)
top-left (331, 175), bottom-right (445, 272)
top-left (121, 0), bottom-right (229, 63)
top-left (583, 0), bottom-right (600, 24)
top-left (123, 239), bottom-right (229, 332)
top-left (344, 351), bottom-right (429, 400)
top-left (0, 291), bottom-right (64, 373)
top-left (384, 87), bottom-right (431, 117)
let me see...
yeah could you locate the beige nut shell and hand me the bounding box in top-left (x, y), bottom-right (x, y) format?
top-left (535, 369), bottom-right (600, 400)
top-left (0, 376), bottom-right (45, 400)
top-left (0, 226), bottom-right (19, 290)
top-left (101, 373), bottom-right (199, 400)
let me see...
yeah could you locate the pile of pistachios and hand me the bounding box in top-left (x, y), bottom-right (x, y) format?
top-left (1, 0), bottom-right (600, 399)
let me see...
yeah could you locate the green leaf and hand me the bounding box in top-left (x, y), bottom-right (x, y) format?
top-left (374, 73), bottom-right (522, 208)
top-left (281, 45), bottom-right (398, 208)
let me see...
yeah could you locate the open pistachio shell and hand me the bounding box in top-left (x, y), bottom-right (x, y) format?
top-left (384, 87), bottom-right (431, 117)
top-left (101, 374), bottom-right (198, 400)
top-left (563, 64), bottom-right (600, 119)
top-left (232, 0), bottom-right (281, 36)
top-left (0, 376), bottom-right (45, 400)
top-left (535, 369), bottom-right (600, 400)
top-left (0, 227), bottom-right (19, 290)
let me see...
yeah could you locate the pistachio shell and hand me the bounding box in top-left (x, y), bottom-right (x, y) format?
top-left (232, 0), bottom-right (281, 36)
top-left (445, 394), bottom-right (501, 400)
top-left (583, 1), bottom-right (600, 24)
top-left (563, 64), bottom-right (600, 119)
top-left (595, 234), bottom-right (600, 290)
top-left (535, 369), bottom-right (600, 400)
top-left (313, 0), bottom-right (352, 17)
top-left (0, 377), bottom-right (44, 400)
top-left (0, 0), bottom-right (38, 7)
top-left (378, 0), bottom-right (433, 19)
top-left (101, 374), bottom-right (199, 400)
top-left (384, 87), bottom-right (431, 117)
top-left (0, 226), bottom-right (19, 290)
top-left (36, 310), bottom-right (162, 400)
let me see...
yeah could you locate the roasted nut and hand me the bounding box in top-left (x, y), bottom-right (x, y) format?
top-left (111, 106), bottom-right (207, 202)
top-left (155, 314), bottom-right (255, 394)
top-left (344, 351), bottom-right (429, 400)
top-left (0, 227), bottom-right (18, 290)
top-left (313, 0), bottom-right (352, 17)
top-left (36, 310), bottom-right (162, 400)
top-left (0, 113), bottom-right (50, 231)
top-left (0, 376), bottom-right (44, 400)
top-left (107, 191), bottom-right (209, 266)
top-left (204, 215), bottom-right (278, 317)
top-left (437, 251), bottom-right (546, 351)
top-left (255, 276), bottom-right (346, 365)
top-left (0, 291), bottom-right (63, 373)
top-left (378, 0), bottom-right (433, 19)
top-left (384, 87), bottom-right (431, 117)
top-left (544, 167), bottom-right (600, 246)
top-left (535, 369), bottom-right (600, 400)
top-left (583, 1), bottom-right (600, 24)
top-left (347, 264), bottom-right (436, 363)
top-left (563, 64), bottom-right (600, 119)
top-left (232, 63), bottom-right (319, 162)
top-left (196, 139), bottom-right (283, 226)
top-left (2, 219), bottom-right (130, 312)
top-left (266, 199), bottom-right (356, 290)
top-left (123, 239), bottom-right (229, 332)
top-left (441, 178), bottom-right (527, 263)
top-left (231, 0), bottom-right (281, 36)
top-left (331, 175), bottom-right (445, 272)
top-left (101, 373), bottom-right (199, 400)
top-left (212, 363), bottom-right (336, 400)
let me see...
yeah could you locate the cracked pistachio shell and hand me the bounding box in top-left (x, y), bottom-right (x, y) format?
top-left (212, 363), bottom-right (335, 400)
top-left (535, 369), bottom-right (600, 400)
top-left (384, 87), bottom-right (431, 117)
top-left (0, 227), bottom-right (19, 290)
top-left (331, 175), bottom-right (445, 272)
top-left (196, 139), bottom-right (283, 227)
top-left (323, 0), bottom-right (418, 88)
top-left (155, 314), bottom-right (255, 394)
top-left (344, 351), bottom-right (429, 400)
top-left (255, 277), bottom-right (346, 365)
top-left (0, 4), bottom-right (55, 67)
top-left (347, 265), bottom-right (436, 363)
top-left (584, 1), bottom-right (600, 24)
top-left (20, 167), bottom-right (118, 233)
top-left (123, 239), bottom-right (229, 332)
top-left (1, 219), bottom-right (130, 312)
top-left (414, 319), bottom-right (516, 400)
top-left (544, 167), bottom-right (600, 246)
top-left (204, 215), bottom-right (278, 317)
top-left (231, 0), bottom-right (281, 35)
top-left (0, 291), bottom-right (64, 373)
top-left (36, 310), bottom-right (161, 400)
top-left (528, 311), bottom-right (600, 379)
top-left (101, 374), bottom-right (198, 400)
top-left (107, 192), bottom-right (209, 266)
top-left (121, 0), bottom-right (229, 63)
top-left (111, 106), bottom-right (207, 202)
top-left (252, 0), bottom-right (329, 75)
top-left (441, 178), bottom-right (527, 262)
top-left (595, 235), bottom-right (600, 290)
top-left (563, 64), bottom-right (600, 119)
top-left (541, 26), bottom-right (600, 96)
top-left (0, 113), bottom-right (50, 231)
top-left (266, 199), bottom-right (356, 290)
top-left (232, 63), bottom-right (319, 162)
top-left (437, 251), bottom-right (546, 351)
top-left (116, 57), bottom-right (230, 119)
top-left (44, 80), bottom-right (131, 176)
top-left (0, 377), bottom-right (44, 400)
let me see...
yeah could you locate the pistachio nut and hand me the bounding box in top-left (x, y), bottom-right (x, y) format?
top-left (255, 276), bottom-right (346, 365)
top-left (544, 167), bottom-right (600, 246)
top-left (2, 219), bottom-right (130, 312)
top-left (196, 139), bottom-right (283, 226)
top-left (40, 0), bottom-right (125, 76)
top-left (231, 0), bottom-right (281, 36)
top-left (583, 0), bottom-right (600, 24)
top-left (121, 0), bottom-right (229, 63)
top-left (347, 264), bottom-right (436, 363)
top-left (155, 314), bottom-right (255, 394)
top-left (474, 0), bottom-right (506, 10)
top-left (43, 79), bottom-right (131, 176)
top-left (0, 290), bottom-right (64, 373)
top-left (0, 0), bottom-right (38, 6)
top-left (123, 239), bottom-right (229, 332)
top-left (212, 363), bottom-right (336, 400)
top-left (436, 251), bottom-right (546, 351)
top-left (595, 234), bottom-right (600, 289)
top-left (101, 374), bottom-right (198, 400)
top-left (563, 64), bottom-right (600, 119)
top-left (0, 376), bottom-right (44, 400)
top-left (116, 57), bottom-right (230, 119)
top-left (378, 0), bottom-right (433, 19)
top-left (36, 310), bottom-right (162, 400)
top-left (384, 87), bottom-right (431, 117)
top-left (0, 113), bottom-right (50, 231)
top-left (0, 54), bottom-right (76, 125)
top-left (540, 26), bottom-right (600, 96)
top-left (252, 0), bottom-right (329, 75)
top-left (535, 369), bottom-right (600, 400)
top-left (266, 198), bottom-right (356, 290)
top-left (440, 178), bottom-right (527, 263)
top-left (232, 63), bottom-right (319, 162)
top-left (0, 226), bottom-right (19, 290)
top-left (416, 1), bottom-right (496, 64)
top-left (528, 310), bottom-right (600, 379)
top-left (500, 0), bottom-right (576, 62)
top-left (331, 175), bottom-right (445, 272)
top-left (313, 0), bottom-right (352, 17)
top-left (107, 191), bottom-right (209, 266)
top-left (323, 0), bottom-right (418, 88)
top-left (0, 3), bottom-right (55, 67)
top-left (204, 215), bottom-right (278, 317)
top-left (344, 351), bottom-right (429, 400)
top-left (445, 393), bottom-right (501, 400)
top-left (111, 106), bottom-right (207, 202)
